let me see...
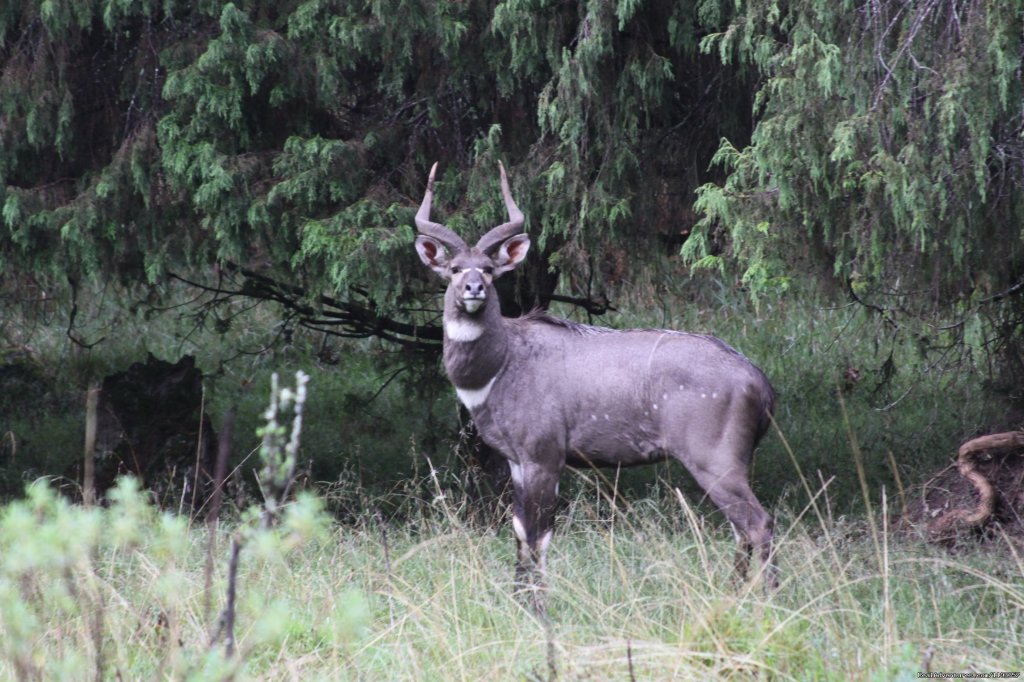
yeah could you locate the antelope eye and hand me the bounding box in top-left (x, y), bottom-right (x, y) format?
top-left (450, 266), bottom-right (462, 274)
top-left (482, 266), bottom-right (494, 275)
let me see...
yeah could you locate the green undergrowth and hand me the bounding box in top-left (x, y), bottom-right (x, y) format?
top-left (1, 473), bottom-right (1021, 680)
top-left (0, 281), bottom-right (460, 499)
top-left (548, 290), bottom-right (995, 515)
top-left (2, 277), bottom-right (1001, 513)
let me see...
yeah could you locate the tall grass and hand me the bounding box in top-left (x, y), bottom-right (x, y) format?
top-left (3, 276), bottom-right (1019, 678)
top-left (2, 465), bottom-right (1021, 680)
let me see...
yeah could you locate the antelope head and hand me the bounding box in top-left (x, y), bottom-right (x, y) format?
top-left (414, 163), bottom-right (530, 318)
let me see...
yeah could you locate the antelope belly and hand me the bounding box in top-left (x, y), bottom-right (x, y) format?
top-left (567, 414), bottom-right (667, 467)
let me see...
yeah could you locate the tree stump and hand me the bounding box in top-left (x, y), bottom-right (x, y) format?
top-left (72, 354), bottom-right (217, 513)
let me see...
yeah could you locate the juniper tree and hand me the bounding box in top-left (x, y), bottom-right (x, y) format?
top-left (686, 0), bottom-right (1024, 382)
top-left (2, 0), bottom-right (1023, 380)
top-left (0, 1), bottom-right (748, 344)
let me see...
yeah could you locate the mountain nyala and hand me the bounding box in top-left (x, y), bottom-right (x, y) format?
top-left (413, 162), bottom-right (777, 610)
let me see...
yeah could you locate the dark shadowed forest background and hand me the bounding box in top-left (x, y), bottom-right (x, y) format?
top-left (2, 0), bottom-right (1023, 513)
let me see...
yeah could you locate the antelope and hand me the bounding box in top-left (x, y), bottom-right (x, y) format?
top-left (414, 162), bottom-right (777, 608)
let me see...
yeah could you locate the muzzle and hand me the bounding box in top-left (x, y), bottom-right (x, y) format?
top-left (459, 270), bottom-right (488, 313)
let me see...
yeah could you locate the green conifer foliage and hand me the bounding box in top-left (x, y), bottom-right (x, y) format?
top-left (689, 0), bottom-right (1024, 313)
top-left (3, 1), bottom-right (1022, 362)
top-left (2, 1), bottom-right (748, 324)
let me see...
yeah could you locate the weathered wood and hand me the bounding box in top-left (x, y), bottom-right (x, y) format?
top-left (928, 431), bottom-right (1024, 537)
top-left (82, 384), bottom-right (99, 507)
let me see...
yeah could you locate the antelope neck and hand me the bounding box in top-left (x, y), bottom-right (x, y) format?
top-left (442, 302), bottom-right (508, 393)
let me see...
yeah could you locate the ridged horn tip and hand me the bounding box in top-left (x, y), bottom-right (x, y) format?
top-left (415, 162), bottom-right (467, 252)
top-left (476, 161), bottom-right (525, 254)
top-left (427, 161), bottom-right (438, 190)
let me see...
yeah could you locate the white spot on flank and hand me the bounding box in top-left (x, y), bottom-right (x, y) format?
top-left (445, 317), bottom-right (484, 342)
top-left (653, 403), bottom-right (658, 410)
top-left (701, 393), bottom-right (707, 399)
top-left (591, 414), bottom-right (597, 420)
top-left (455, 376), bottom-right (496, 410)
top-left (662, 393), bottom-right (668, 400)
top-left (712, 391), bottom-right (718, 399)
top-left (604, 414), bottom-right (610, 420)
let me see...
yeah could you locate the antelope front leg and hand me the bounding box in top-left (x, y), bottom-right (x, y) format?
top-left (513, 516), bottom-right (554, 609)
top-left (509, 461), bottom-right (559, 614)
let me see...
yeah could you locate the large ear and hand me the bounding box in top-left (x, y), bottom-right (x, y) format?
top-left (493, 233), bottom-right (530, 276)
top-left (415, 235), bottom-right (451, 278)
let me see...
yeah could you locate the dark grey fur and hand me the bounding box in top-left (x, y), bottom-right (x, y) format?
top-left (415, 163), bottom-right (777, 607)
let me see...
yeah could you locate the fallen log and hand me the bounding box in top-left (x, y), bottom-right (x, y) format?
top-left (928, 430), bottom-right (1024, 539)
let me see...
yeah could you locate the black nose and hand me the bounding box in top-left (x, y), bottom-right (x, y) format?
top-left (465, 280), bottom-right (484, 296)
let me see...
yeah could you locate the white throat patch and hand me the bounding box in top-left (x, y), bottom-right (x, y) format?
top-left (455, 376), bottom-right (496, 410)
top-left (445, 317), bottom-right (484, 342)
